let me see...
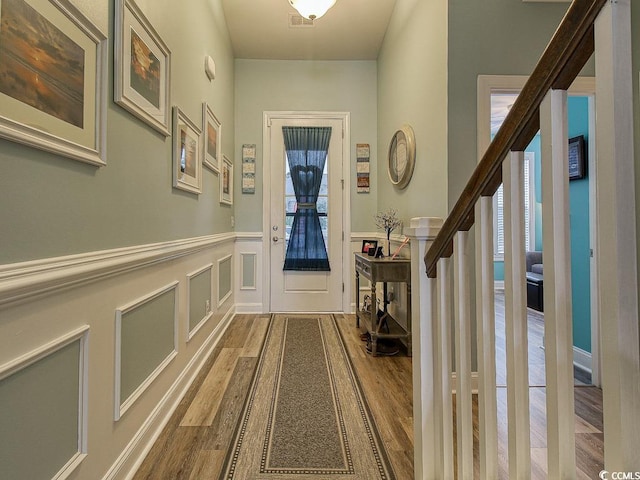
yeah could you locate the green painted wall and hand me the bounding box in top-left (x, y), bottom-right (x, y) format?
top-left (0, 0), bottom-right (235, 264)
top-left (377, 0), bottom-right (448, 226)
top-left (448, 0), bottom-right (577, 210)
top-left (233, 60), bottom-right (378, 232)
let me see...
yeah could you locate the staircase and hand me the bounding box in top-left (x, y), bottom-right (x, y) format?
top-left (406, 0), bottom-right (640, 478)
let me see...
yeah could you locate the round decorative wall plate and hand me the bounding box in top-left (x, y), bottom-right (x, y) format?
top-left (387, 124), bottom-right (416, 189)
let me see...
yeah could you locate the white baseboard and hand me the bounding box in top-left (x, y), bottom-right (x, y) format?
top-left (573, 346), bottom-right (592, 374)
top-left (235, 302), bottom-right (264, 313)
top-left (103, 306), bottom-right (236, 480)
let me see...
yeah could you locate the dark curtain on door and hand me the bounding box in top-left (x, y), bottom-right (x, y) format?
top-left (282, 126), bottom-right (331, 271)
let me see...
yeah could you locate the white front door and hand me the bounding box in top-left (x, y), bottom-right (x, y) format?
top-left (267, 116), bottom-right (345, 312)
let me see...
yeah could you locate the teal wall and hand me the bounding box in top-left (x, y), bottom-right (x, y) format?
top-left (233, 60), bottom-right (378, 232)
top-left (493, 98), bottom-right (592, 353)
top-left (0, 0), bottom-right (235, 264)
top-left (568, 96), bottom-right (591, 352)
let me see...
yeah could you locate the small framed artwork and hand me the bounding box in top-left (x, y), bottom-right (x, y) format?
top-left (202, 103), bottom-right (221, 173)
top-left (114, 0), bottom-right (171, 136)
top-left (361, 240), bottom-right (378, 255)
top-left (568, 135), bottom-right (586, 180)
top-left (0, 0), bottom-right (107, 166)
top-left (220, 155), bottom-right (233, 205)
top-left (173, 107), bottom-right (202, 194)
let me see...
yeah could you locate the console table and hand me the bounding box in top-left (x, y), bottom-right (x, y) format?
top-left (354, 252), bottom-right (411, 356)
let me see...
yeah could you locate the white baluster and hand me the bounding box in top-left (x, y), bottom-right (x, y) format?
top-left (595, 0), bottom-right (640, 470)
top-left (540, 88), bottom-right (576, 478)
top-left (503, 150), bottom-right (531, 479)
top-left (453, 231), bottom-right (473, 479)
top-left (438, 256), bottom-right (454, 479)
top-left (476, 197), bottom-right (499, 478)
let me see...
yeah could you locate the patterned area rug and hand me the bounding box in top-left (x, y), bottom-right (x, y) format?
top-left (219, 314), bottom-right (396, 479)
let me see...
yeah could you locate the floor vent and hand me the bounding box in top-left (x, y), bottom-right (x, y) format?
top-left (288, 13), bottom-right (315, 28)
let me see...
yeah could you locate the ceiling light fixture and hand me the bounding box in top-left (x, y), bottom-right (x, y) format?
top-left (288, 0), bottom-right (337, 20)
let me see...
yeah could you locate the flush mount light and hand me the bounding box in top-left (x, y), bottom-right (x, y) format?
top-left (288, 0), bottom-right (337, 20)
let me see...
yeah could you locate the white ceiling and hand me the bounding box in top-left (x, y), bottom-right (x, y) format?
top-left (221, 0), bottom-right (398, 60)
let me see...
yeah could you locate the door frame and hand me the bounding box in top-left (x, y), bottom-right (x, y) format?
top-left (477, 75), bottom-right (600, 386)
top-left (262, 111), bottom-right (351, 313)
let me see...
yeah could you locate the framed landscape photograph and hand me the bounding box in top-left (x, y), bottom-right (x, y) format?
top-left (173, 107), bottom-right (202, 194)
top-left (0, 0), bottom-right (107, 166)
top-left (220, 155), bottom-right (233, 205)
top-left (114, 0), bottom-right (170, 136)
top-left (202, 103), bottom-right (221, 173)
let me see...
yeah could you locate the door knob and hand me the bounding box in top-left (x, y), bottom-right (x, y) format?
top-left (273, 236), bottom-right (279, 243)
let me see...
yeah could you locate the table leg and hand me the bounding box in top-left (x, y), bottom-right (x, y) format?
top-left (355, 270), bottom-right (360, 327)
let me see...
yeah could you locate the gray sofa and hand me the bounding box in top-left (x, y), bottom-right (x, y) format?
top-left (525, 251), bottom-right (543, 311)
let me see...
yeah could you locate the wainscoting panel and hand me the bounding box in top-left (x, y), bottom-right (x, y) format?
top-left (0, 326), bottom-right (89, 480)
top-left (234, 233), bottom-right (263, 313)
top-left (241, 253), bottom-right (257, 289)
top-left (0, 234), bottom-right (238, 480)
top-left (187, 264), bottom-right (213, 340)
top-left (218, 254), bottom-right (233, 307)
top-left (115, 282), bottom-right (179, 420)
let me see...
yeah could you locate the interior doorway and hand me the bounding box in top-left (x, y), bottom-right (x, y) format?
top-left (478, 75), bottom-right (599, 386)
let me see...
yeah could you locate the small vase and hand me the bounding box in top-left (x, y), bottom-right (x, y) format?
top-left (387, 232), bottom-right (391, 257)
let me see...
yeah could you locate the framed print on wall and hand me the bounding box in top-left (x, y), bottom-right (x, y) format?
top-left (0, 0), bottom-right (107, 166)
top-left (202, 102), bottom-right (221, 173)
top-left (568, 135), bottom-right (586, 180)
top-left (114, 0), bottom-right (171, 136)
top-left (173, 107), bottom-right (202, 194)
top-left (220, 155), bottom-right (233, 205)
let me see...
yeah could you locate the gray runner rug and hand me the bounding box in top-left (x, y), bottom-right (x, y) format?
top-left (219, 314), bottom-right (396, 479)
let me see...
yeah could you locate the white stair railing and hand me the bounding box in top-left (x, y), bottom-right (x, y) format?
top-left (409, 1), bottom-right (640, 478)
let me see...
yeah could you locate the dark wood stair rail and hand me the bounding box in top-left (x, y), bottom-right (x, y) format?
top-left (424, 0), bottom-right (607, 278)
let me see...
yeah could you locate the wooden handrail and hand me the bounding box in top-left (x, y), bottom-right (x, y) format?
top-left (424, 0), bottom-right (606, 278)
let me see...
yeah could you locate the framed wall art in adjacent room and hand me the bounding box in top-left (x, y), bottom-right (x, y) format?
top-left (0, 0), bottom-right (107, 166)
top-left (173, 107), bottom-right (202, 194)
top-left (568, 135), bottom-right (586, 180)
top-left (114, 0), bottom-right (171, 136)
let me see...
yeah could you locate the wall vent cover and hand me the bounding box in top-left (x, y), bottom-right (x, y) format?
top-left (288, 13), bottom-right (315, 27)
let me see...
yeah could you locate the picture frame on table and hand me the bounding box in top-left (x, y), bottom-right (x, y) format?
top-left (202, 103), bottom-right (221, 173)
top-left (172, 107), bottom-right (202, 194)
top-left (361, 240), bottom-right (378, 255)
top-left (568, 135), bottom-right (586, 180)
top-left (0, 0), bottom-right (107, 166)
top-left (220, 155), bottom-right (233, 205)
top-left (114, 0), bottom-right (171, 136)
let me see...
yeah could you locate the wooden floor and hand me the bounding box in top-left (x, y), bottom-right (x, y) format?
top-left (132, 313), bottom-right (414, 480)
top-left (133, 309), bottom-right (603, 479)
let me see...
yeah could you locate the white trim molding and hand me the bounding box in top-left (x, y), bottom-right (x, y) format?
top-left (0, 325), bottom-right (90, 480)
top-left (114, 282), bottom-right (179, 421)
top-left (0, 233), bottom-right (235, 308)
top-left (573, 346), bottom-right (592, 375)
top-left (217, 254), bottom-right (233, 308)
top-left (186, 263), bottom-right (214, 342)
top-left (102, 307), bottom-right (235, 480)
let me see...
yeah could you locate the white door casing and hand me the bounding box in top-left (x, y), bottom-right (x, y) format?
top-left (263, 112), bottom-right (351, 312)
